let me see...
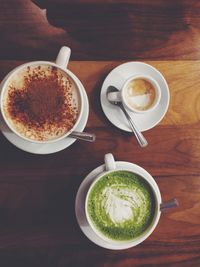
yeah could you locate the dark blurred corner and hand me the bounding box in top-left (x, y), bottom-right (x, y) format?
top-left (32, 0), bottom-right (190, 60)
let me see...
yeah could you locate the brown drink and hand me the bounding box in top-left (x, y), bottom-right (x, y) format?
top-left (2, 65), bottom-right (80, 141)
top-left (124, 79), bottom-right (156, 111)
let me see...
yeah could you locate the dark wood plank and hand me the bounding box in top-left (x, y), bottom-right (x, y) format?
top-left (1, 0), bottom-right (200, 60)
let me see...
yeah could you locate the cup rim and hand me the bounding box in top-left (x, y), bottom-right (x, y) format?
top-left (0, 60), bottom-right (84, 144)
top-left (85, 167), bottom-right (161, 246)
top-left (121, 74), bottom-right (161, 114)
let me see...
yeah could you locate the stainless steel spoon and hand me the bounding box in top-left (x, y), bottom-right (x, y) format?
top-left (106, 86), bottom-right (148, 147)
top-left (69, 131), bottom-right (96, 142)
top-left (160, 198), bottom-right (179, 212)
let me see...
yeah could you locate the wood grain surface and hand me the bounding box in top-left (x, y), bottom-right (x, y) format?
top-left (0, 0), bottom-right (200, 60)
top-left (0, 0), bottom-right (200, 266)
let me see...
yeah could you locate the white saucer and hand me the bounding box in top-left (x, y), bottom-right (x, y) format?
top-left (0, 71), bottom-right (89, 154)
top-left (75, 161), bottom-right (161, 250)
top-left (100, 62), bottom-right (170, 132)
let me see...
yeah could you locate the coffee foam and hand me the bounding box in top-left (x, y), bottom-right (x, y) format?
top-left (124, 79), bottom-right (156, 111)
top-left (101, 185), bottom-right (144, 224)
top-left (3, 64), bottom-right (81, 141)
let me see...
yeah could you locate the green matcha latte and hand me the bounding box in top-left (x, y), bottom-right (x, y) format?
top-left (86, 170), bottom-right (156, 241)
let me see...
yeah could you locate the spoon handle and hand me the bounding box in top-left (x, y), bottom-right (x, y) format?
top-left (160, 198), bottom-right (179, 212)
top-left (69, 131), bottom-right (96, 142)
top-left (119, 104), bottom-right (148, 147)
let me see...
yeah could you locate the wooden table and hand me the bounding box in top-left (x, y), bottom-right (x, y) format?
top-left (0, 1), bottom-right (200, 266)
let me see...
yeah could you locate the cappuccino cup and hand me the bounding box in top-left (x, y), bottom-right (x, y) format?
top-left (0, 47), bottom-right (84, 144)
top-left (108, 75), bottom-right (161, 113)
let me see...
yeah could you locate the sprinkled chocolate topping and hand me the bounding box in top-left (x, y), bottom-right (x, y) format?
top-left (4, 65), bottom-right (79, 141)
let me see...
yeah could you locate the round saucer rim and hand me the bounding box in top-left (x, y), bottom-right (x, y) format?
top-left (100, 61), bottom-right (170, 132)
top-left (0, 75), bottom-right (89, 154)
top-left (75, 160), bottom-right (161, 250)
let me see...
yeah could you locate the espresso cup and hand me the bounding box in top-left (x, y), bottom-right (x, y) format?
top-left (0, 46), bottom-right (84, 144)
top-left (85, 153), bottom-right (167, 248)
top-left (108, 75), bottom-right (161, 113)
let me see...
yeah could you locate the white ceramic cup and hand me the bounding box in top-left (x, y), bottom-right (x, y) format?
top-left (0, 46), bottom-right (84, 144)
top-left (85, 153), bottom-right (162, 248)
top-left (108, 75), bottom-right (161, 113)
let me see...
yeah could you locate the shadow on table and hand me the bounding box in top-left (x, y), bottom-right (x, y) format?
top-left (32, 0), bottom-right (190, 59)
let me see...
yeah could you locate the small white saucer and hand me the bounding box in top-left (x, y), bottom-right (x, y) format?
top-left (75, 161), bottom-right (161, 250)
top-left (100, 62), bottom-right (170, 132)
top-left (0, 72), bottom-right (89, 154)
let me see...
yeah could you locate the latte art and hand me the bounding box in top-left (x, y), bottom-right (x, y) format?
top-left (101, 186), bottom-right (148, 225)
top-left (87, 171), bottom-right (155, 241)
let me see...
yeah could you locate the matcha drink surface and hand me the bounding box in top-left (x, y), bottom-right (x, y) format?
top-left (87, 170), bottom-right (155, 241)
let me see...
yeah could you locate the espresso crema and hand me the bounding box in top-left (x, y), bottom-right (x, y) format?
top-left (124, 79), bottom-right (156, 111)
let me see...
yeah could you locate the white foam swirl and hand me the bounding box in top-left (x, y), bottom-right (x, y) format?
top-left (100, 184), bottom-right (146, 224)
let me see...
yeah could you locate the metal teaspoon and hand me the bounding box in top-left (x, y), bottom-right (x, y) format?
top-left (69, 131), bottom-right (96, 142)
top-left (106, 86), bottom-right (148, 147)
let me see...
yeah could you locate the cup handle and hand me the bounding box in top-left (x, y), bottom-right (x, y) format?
top-left (55, 46), bottom-right (71, 68)
top-left (104, 153), bottom-right (116, 171)
top-left (107, 91), bottom-right (122, 102)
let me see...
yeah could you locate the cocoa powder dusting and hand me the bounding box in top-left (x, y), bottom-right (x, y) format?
top-left (6, 66), bottom-right (78, 141)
